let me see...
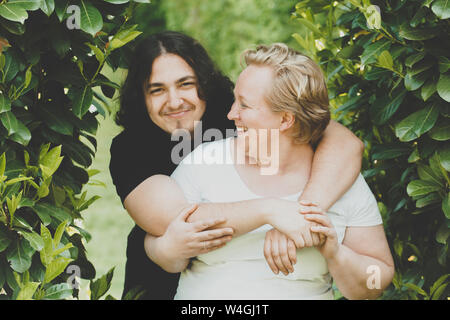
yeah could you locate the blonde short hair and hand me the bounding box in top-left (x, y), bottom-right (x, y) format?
top-left (242, 43), bottom-right (330, 144)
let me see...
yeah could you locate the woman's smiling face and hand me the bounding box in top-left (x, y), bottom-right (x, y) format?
top-left (143, 54), bottom-right (206, 134)
top-left (227, 64), bottom-right (283, 157)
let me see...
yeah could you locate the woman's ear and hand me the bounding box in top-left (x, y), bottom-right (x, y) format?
top-left (279, 112), bottom-right (296, 132)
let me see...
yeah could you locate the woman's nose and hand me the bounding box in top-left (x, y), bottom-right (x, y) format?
top-left (227, 102), bottom-right (239, 120)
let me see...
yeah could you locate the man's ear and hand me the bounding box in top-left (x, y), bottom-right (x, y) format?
top-left (279, 112), bottom-right (296, 132)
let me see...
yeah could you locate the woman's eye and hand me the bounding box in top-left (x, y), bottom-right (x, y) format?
top-left (181, 82), bottom-right (195, 87)
top-left (240, 104), bottom-right (249, 109)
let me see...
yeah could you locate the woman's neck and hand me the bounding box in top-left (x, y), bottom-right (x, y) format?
top-left (238, 135), bottom-right (314, 176)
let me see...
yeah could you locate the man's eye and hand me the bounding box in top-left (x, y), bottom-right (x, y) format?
top-left (240, 104), bottom-right (249, 109)
top-left (149, 88), bottom-right (163, 94)
top-left (181, 82), bottom-right (195, 87)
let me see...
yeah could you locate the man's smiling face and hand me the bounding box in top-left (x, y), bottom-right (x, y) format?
top-left (143, 53), bottom-right (206, 134)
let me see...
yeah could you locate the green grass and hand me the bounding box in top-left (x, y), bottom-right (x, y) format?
top-left (79, 111), bottom-right (134, 299)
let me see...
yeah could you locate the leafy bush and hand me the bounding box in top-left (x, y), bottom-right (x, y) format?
top-left (292, 0), bottom-right (449, 299)
top-left (0, 0), bottom-right (149, 300)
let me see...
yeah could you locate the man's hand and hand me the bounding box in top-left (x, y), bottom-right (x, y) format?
top-left (160, 204), bottom-right (235, 260)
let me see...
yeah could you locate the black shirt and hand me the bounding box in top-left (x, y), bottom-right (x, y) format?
top-left (109, 117), bottom-right (233, 299)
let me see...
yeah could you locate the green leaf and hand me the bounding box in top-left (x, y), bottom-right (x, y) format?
top-left (40, 0), bottom-right (55, 16)
top-left (0, 111), bottom-right (20, 135)
top-left (399, 24), bottom-right (438, 41)
top-left (443, 192), bottom-right (450, 219)
top-left (2, 51), bottom-right (19, 82)
top-left (16, 281), bottom-right (40, 300)
top-left (85, 43), bottom-right (104, 65)
top-left (72, 86), bottom-right (93, 119)
top-left (294, 18), bottom-right (323, 37)
top-left (416, 192), bottom-right (441, 208)
top-left (18, 230), bottom-right (44, 251)
top-left (109, 26), bottom-right (142, 51)
top-left (43, 257), bottom-right (72, 284)
top-left (6, 239), bottom-right (34, 273)
top-left (0, 152), bottom-right (5, 178)
top-left (39, 224), bottom-right (53, 266)
top-left (404, 71), bottom-right (429, 91)
top-left (103, 0), bottom-right (129, 3)
top-left (33, 203), bottom-right (72, 224)
top-left (90, 267), bottom-right (114, 300)
top-left (429, 118), bottom-right (450, 141)
top-left (405, 52), bottom-right (426, 68)
top-left (404, 283), bottom-right (428, 297)
top-left (430, 274), bottom-right (450, 297)
top-left (407, 180), bottom-right (442, 197)
top-left (0, 3), bottom-right (28, 23)
top-left (361, 39), bottom-right (391, 65)
top-left (395, 103), bottom-right (440, 142)
top-left (421, 78), bottom-right (437, 101)
top-left (408, 147), bottom-right (420, 163)
top-left (43, 283), bottom-right (73, 300)
top-left (439, 145), bottom-right (450, 171)
top-left (432, 0), bottom-right (450, 19)
top-left (0, 94), bottom-right (11, 113)
top-left (371, 144), bottom-right (410, 160)
top-left (437, 73), bottom-right (450, 102)
top-left (39, 104), bottom-right (74, 136)
top-left (377, 50), bottom-right (393, 70)
top-left (8, 0), bottom-right (41, 11)
top-left (436, 225), bottom-right (450, 245)
top-left (9, 119), bottom-right (31, 146)
top-left (370, 90), bottom-right (406, 125)
top-left (51, 242), bottom-right (73, 258)
top-left (409, 60), bottom-right (434, 76)
top-left (418, 165), bottom-right (444, 187)
top-left (54, 0), bottom-right (69, 22)
top-left (39, 145), bottom-right (63, 178)
top-left (438, 57), bottom-right (450, 73)
top-left (79, 0), bottom-right (102, 37)
top-left (53, 220), bottom-right (67, 249)
top-left (432, 283), bottom-right (448, 300)
top-left (0, 230), bottom-right (12, 252)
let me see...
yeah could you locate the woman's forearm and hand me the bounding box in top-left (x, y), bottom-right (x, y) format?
top-left (327, 244), bottom-right (394, 300)
top-left (300, 120), bottom-right (364, 211)
top-left (188, 199), bottom-right (272, 237)
top-left (144, 234), bottom-right (189, 273)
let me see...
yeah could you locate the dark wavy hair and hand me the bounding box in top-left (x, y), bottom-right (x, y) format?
top-left (116, 31), bottom-right (234, 133)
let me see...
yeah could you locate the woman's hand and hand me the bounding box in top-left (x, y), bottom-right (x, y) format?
top-left (264, 198), bottom-right (321, 249)
top-left (302, 203), bottom-right (340, 260)
top-left (263, 228), bottom-right (296, 275)
top-left (160, 204), bottom-right (235, 260)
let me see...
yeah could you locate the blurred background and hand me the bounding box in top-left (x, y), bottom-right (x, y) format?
top-left (81, 0), bottom-right (302, 299)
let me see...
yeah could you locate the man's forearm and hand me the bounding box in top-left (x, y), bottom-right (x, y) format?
top-left (327, 244), bottom-right (394, 300)
top-left (299, 120), bottom-right (364, 211)
top-left (144, 234), bottom-right (189, 273)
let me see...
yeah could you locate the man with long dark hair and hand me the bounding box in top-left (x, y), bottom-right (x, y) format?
top-left (110, 31), bottom-right (365, 299)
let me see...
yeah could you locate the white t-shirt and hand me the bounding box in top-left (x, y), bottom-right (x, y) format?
top-left (171, 137), bottom-right (382, 300)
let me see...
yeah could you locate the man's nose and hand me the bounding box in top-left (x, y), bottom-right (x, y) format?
top-left (167, 88), bottom-right (183, 109)
top-left (227, 101), bottom-right (239, 120)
